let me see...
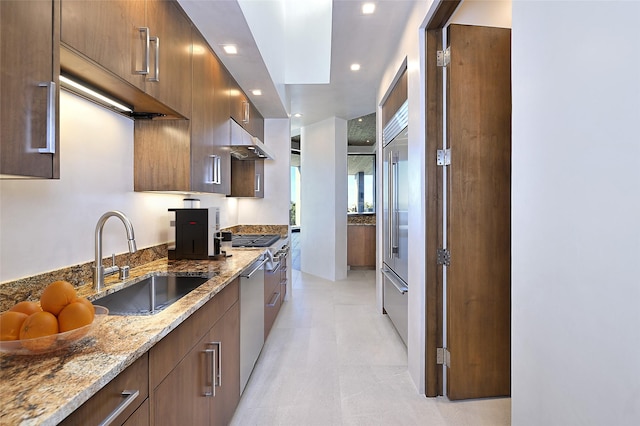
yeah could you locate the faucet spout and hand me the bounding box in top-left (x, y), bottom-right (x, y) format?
top-left (93, 211), bottom-right (137, 291)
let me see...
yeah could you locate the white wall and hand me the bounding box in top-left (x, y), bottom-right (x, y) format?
top-left (300, 117), bottom-right (348, 281)
top-left (0, 91), bottom-right (233, 283)
top-left (512, 1), bottom-right (640, 425)
top-left (376, 0), bottom-right (432, 394)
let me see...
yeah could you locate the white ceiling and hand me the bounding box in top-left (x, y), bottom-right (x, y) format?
top-left (178, 0), bottom-right (418, 135)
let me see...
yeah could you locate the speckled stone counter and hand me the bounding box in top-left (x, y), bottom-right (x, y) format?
top-left (347, 214), bottom-right (376, 225)
top-left (0, 248), bottom-right (263, 426)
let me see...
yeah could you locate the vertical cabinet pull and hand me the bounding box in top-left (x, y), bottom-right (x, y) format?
top-left (204, 346), bottom-right (216, 397)
top-left (204, 341), bottom-right (222, 397)
top-left (136, 27), bottom-right (150, 75)
top-left (255, 173), bottom-right (261, 193)
top-left (148, 36), bottom-right (160, 82)
top-left (97, 389), bottom-right (139, 426)
top-left (242, 101), bottom-right (250, 123)
top-left (38, 81), bottom-right (56, 154)
top-left (207, 155), bottom-right (221, 185)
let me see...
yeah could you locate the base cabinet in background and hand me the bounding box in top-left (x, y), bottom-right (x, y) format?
top-left (347, 225), bottom-right (376, 269)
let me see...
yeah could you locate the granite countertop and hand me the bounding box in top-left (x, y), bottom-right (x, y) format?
top-left (0, 248), bottom-right (264, 426)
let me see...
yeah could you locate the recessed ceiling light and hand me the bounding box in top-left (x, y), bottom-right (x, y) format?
top-left (293, 113), bottom-right (303, 118)
top-left (252, 90), bottom-right (262, 96)
top-left (350, 63), bottom-right (361, 71)
top-left (222, 45), bottom-right (237, 55)
top-left (358, 118), bottom-right (363, 122)
top-left (362, 3), bottom-right (375, 15)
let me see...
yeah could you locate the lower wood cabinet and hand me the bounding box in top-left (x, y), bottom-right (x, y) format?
top-left (347, 225), bottom-right (376, 268)
top-left (149, 279), bottom-right (240, 426)
top-left (60, 353), bottom-right (149, 426)
top-left (264, 261), bottom-right (282, 339)
top-left (63, 279), bottom-right (243, 425)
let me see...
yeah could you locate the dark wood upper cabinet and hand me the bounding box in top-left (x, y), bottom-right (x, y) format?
top-left (1, 0), bottom-right (60, 179)
top-left (190, 30), bottom-right (231, 194)
top-left (60, 0), bottom-right (192, 118)
top-left (229, 158), bottom-right (264, 198)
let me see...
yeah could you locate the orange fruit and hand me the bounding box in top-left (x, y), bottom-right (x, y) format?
top-left (58, 302), bottom-right (93, 333)
top-left (73, 297), bottom-right (95, 321)
top-left (9, 301), bottom-right (43, 316)
top-left (19, 311), bottom-right (59, 351)
top-left (0, 311), bottom-right (29, 341)
top-left (40, 280), bottom-right (77, 315)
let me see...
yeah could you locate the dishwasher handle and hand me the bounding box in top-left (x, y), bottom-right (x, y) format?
top-left (240, 257), bottom-right (268, 279)
top-left (381, 267), bottom-right (408, 294)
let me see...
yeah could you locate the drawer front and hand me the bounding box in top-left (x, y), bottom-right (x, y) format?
top-left (60, 353), bottom-right (149, 426)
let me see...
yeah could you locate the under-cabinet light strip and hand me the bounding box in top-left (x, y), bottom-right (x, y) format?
top-left (59, 75), bottom-right (133, 112)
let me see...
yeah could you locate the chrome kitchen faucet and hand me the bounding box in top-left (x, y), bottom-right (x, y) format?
top-left (93, 210), bottom-right (137, 291)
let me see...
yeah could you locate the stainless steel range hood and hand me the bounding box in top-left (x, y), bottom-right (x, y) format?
top-left (229, 119), bottom-right (275, 160)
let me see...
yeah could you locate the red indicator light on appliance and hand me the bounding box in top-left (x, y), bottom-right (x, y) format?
top-left (189, 221), bottom-right (197, 225)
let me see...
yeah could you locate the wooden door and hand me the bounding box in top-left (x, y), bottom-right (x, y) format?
top-left (1, 0), bottom-right (59, 178)
top-left (444, 24), bottom-right (511, 400)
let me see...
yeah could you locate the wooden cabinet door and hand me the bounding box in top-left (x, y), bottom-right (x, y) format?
top-left (60, 0), bottom-right (146, 91)
top-left (444, 24), bottom-right (511, 400)
top-left (229, 158), bottom-right (264, 198)
top-left (209, 301), bottom-right (240, 426)
top-left (145, 0), bottom-right (192, 116)
top-left (248, 102), bottom-right (264, 141)
top-left (1, 0), bottom-right (58, 178)
top-left (264, 263), bottom-right (281, 339)
top-left (191, 31), bottom-right (230, 194)
top-left (229, 76), bottom-right (248, 127)
top-left (153, 331), bottom-right (210, 425)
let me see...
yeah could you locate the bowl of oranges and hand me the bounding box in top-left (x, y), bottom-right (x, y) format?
top-left (0, 280), bottom-right (108, 355)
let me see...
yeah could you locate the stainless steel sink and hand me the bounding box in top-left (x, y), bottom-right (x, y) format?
top-left (93, 274), bottom-right (210, 315)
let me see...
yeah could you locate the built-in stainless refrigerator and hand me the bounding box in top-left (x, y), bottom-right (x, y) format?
top-left (382, 101), bottom-right (409, 345)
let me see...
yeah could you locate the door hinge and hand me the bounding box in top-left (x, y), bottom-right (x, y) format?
top-left (436, 248), bottom-right (451, 266)
top-left (436, 148), bottom-right (451, 166)
top-left (436, 47), bottom-right (450, 67)
top-left (437, 347), bottom-right (451, 366)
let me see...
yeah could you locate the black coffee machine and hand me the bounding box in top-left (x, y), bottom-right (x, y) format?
top-left (168, 208), bottom-right (224, 260)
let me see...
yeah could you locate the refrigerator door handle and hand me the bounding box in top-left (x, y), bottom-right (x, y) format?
top-left (387, 149), bottom-right (394, 257)
top-left (381, 267), bottom-right (408, 294)
top-left (392, 152), bottom-right (400, 255)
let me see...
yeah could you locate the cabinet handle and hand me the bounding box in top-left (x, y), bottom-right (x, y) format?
top-left (38, 82), bottom-right (56, 154)
top-left (136, 27), bottom-right (150, 75)
top-left (207, 155), bottom-right (221, 185)
top-left (212, 341), bottom-right (222, 387)
top-left (267, 292), bottom-right (280, 307)
top-left (255, 173), bottom-right (261, 193)
top-left (148, 36), bottom-right (160, 82)
top-left (242, 101), bottom-right (250, 123)
top-left (204, 346), bottom-right (216, 397)
top-left (97, 389), bottom-right (139, 426)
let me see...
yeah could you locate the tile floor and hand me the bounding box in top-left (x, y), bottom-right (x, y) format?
top-left (230, 268), bottom-right (511, 425)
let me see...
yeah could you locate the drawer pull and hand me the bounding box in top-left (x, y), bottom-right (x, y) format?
top-left (98, 389), bottom-right (139, 426)
top-left (267, 292), bottom-right (280, 307)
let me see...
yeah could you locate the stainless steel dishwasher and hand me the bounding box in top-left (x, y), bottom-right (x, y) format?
top-left (240, 256), bottom-right (267, 394)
